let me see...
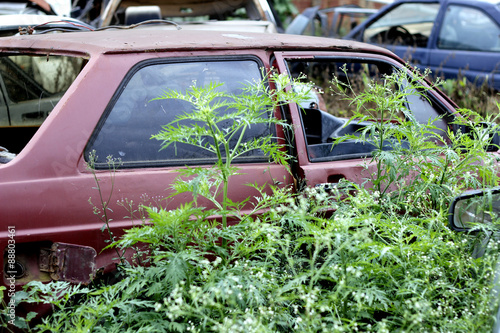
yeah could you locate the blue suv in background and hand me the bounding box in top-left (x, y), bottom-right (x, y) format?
top-left (345, 0), bottom-right (500, 90)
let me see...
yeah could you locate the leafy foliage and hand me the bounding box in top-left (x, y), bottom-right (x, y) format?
top-left (331, 67), bottom-right (500, 214)
top-left (7, 70), bottom-right (500, 333)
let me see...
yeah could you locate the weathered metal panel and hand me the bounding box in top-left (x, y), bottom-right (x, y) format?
top-left (41, 243), bottom-right (97, 285)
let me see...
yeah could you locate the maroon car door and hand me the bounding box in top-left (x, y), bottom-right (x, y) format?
top-left (274, 51), bottom-right (456, 191)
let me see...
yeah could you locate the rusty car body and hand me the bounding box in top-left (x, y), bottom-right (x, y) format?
top-left (0, 27), bottom-right (487, 309)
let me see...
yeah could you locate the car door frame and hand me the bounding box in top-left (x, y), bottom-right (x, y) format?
top-left (273, 50), bottom-right (458, 190)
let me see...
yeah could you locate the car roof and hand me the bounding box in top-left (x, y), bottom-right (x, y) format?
top-left (0, 29), bottom-right (393, 56)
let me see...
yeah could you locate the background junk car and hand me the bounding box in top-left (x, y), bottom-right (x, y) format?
top-left (95, 0), bottom-right (282, 33)
top-left (0, 29), bottom-right (495, 306)
top-left (345, 0), bottom-right (500, 90)
top-left (286, 4), bottom-right (377, 38)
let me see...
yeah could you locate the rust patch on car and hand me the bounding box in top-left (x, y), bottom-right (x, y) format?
top-left (39, 243), bottom-right (97, 285)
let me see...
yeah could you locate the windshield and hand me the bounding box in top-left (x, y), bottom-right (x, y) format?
top-left (370, 3), bottom-right (439, 28)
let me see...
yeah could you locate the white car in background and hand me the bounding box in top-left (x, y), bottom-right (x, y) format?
top-left (97, 0), bottom-right (282, 33)
top-left (4, 0), bottom-right (282, 34)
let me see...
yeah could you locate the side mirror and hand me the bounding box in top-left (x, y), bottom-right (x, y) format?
top-left (449, 187), bottom-right (500, 232)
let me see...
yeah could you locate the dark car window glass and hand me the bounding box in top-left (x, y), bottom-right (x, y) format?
top-left (0, 54), bottom-right (84, 158)
top-left (287, 58), bottom-right (449, 162)
top-left (88, 59), bottom-right (269, 168)
top-left (0, 55), bottom-right (84, 126)
top-left (363, 3), bottom-right (439, 47)
top-left (438, 5), bottom-right (500, 51)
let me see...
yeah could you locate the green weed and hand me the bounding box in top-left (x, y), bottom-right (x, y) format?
top-left (8, 70), bottom-right (500, 333)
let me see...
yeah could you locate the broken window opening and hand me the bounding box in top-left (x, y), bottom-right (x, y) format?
top-left (0, 54), bottom-right (86, 162)
top-left (286, 58), bottom-right (451, 162)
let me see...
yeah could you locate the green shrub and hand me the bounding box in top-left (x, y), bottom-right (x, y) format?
top-left (6, 70), bottom-right (500, 333)
top-left (330, 68), bottom-right (500, 213)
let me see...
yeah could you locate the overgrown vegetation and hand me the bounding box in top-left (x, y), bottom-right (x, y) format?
top-left (331, 67), bottom-right (500, 213)
top-left (325, 69), bottom-right (500, 122)
top-left (271, 0), bottom-right (299, 26)
top-left (441, 77), bottom-right (500, 121)
top-left (3, 70), bottom-right (500, 332)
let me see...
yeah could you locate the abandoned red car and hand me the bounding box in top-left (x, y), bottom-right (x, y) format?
top-left (0, 26), bottom-right (490, 297)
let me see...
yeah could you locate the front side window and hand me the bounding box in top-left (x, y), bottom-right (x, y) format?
top-left (87, 59), bottom-right (269, 168)
top-left (286, 58), bottom-right (450, 162)
top-left (363, 3), bottom-right (439, 47)
top-left (438, 5), bottom-right (500, 51)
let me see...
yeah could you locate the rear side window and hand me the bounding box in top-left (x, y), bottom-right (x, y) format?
top-left (0, 55), bottom-right (83, 127)
top-left (0, 54), bottom-right (85, 158)
top-left (87, 59), bottom-right (269, 169)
